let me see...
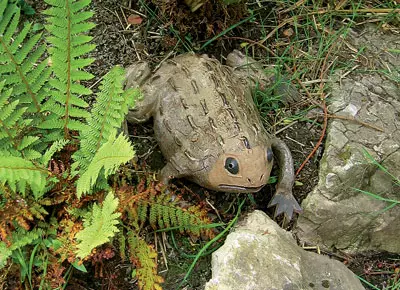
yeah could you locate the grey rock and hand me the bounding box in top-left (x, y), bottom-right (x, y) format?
top-left (205, 211), bottom-right (364, 290)
top-left (295, 25), bottom-right (400, 253)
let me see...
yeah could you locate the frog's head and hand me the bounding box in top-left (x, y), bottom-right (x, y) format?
top-left (206, 145), bottom-right (273, 193)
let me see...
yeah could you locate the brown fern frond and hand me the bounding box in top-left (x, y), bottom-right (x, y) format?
top-left (117, 176), bottom-right (214, 238)
top-left (91, 246), bottom-right (116, 278)
top-left (53, 218), bottom-right (83, 263)
top-left (44, 257), bottom-right (66, 289)
top-left (0, 195), bottom-right (49, 245)
top-left (127, 230), bottom-right (163, 290)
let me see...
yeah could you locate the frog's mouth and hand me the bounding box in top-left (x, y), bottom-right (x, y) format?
top-left (218, 184), bottom-right (265, 193)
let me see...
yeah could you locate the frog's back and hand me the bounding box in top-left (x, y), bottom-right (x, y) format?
top-left (141, 54), bottom-right (270, 166)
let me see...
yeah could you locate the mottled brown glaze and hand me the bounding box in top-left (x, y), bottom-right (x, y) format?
top-left (125, 51), bottom-right (301, 220)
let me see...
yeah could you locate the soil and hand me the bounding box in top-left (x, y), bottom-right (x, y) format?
top-left (9, 0), bottom-right (398, 289)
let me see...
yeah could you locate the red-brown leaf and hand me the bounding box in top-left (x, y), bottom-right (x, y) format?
top-left (128, 14), bottom-right (143, 25)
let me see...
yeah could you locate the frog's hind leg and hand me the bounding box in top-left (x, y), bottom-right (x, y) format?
top-left (159, 162), bottom-right (181, 185)
top-left (227, 50), bottom-right (299, 104)
top-left (268, 138), bottom-right (302, 221)
top-left (226, 50), bottom-right (268, 85)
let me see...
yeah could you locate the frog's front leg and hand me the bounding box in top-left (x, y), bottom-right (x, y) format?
top-left (158, 152), bottom-right (195, 185)
top-left (158, 153), bottom-right (213, 187)
top-left (268, 138), bottom-right (302, 220)
top-left (125, 61), bottom-right (157, 124)
top-left (159, 162), bottom-right (181, 185)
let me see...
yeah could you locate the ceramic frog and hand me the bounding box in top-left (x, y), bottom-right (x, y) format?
top-left (125, 50), bottom-right (302, 220)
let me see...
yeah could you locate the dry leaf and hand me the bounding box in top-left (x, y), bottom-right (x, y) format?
top-left (128, 14), bottom-right (143, 25)
top-left (283, 28), bottom-right (294, 38)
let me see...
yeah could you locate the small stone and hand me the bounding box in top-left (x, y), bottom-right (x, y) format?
top-left (342, 103), bottom-right (359, 117)
top-left (205, 211), bottom-right (364, 290)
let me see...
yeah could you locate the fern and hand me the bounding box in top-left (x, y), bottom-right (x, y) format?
top-left (127, 230), bottom-right (163, 290)
top-left (0, 155), bottom-right (48, 199)
top-left (0, 228), bottom-right (44, 268)
top-left (75, 192), bottom-right (121, 258)
top-left (76, 132), bottom-right (135, 197)
top-left (0, 0), bottom-right (50, 114)
top-left (40, 139), bottom-right (69, 167)
top-left (40, 0), bottom-right (95, 140)
top-left (141, 192), bottom-right (212, 237)
top-left (0, 80), bottom-right (42, 159)
top-left (73, 66), bottom-right (140, 172)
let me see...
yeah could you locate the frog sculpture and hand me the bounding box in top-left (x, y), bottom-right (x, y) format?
top-left (125, 50), bottom-right (302, 220)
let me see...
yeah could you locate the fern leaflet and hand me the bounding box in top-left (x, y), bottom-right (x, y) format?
top-left (41, 0), bottom-right (95, 139)
top-left (0, 155), bottom-right (48, 199)
top-left (127, 230), bottom-right (163, 290)
top-left (141, 193), bottom-right (213, 237)
top-left (76, 132), bottom-right (135, 197)
top-left (0, 0), bottom-right (50, 113)
top-left (41, 139), bottom-right (69, 167)
top-left (73, 66), bottom-right (140, 172)
top-left (75, 192), bottom-right (121, 258)
top-left (0, 79), bottom-right (43, 159)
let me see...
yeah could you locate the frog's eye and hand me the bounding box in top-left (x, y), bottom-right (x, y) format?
top-left (225, 157), bottom-right (239, 174)
top-left (266, 148), bottom-right (273, 163)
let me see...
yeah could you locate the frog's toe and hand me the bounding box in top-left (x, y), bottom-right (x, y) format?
top-left (268, 191), bottom-right (302, 220)
top-left (226, 50), bottom-right (246, 67)
top-left (274, 82), bottom-right (300, 105)
top-left (125, 61), bottom-right (152, 92)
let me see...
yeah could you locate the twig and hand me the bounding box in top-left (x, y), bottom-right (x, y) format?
top-left (295, 40), bottom-right (335, 176)
top-left (158, 233), bottom-right (168, 271)
top-left (153, 50), bottom-right (176, 71)
top-left (327, 114), bottom-right (384, 132)
top-left (285, 135), bottom-right (306, 147)
top-left (205, 198), bottom-right (223, 222)
top-left (275, 120), bottom-right (298, 135)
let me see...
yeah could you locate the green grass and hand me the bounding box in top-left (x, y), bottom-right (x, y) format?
top-left (353, 149), bottom-right (399, 216)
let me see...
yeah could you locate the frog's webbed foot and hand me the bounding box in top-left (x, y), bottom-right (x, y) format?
top-left (268, 188), bottom-right (302, 220)
top-left (269, 138), bottom-right (302, 220)
top-left (271, 76), bottom-right (300, 105)
top-left (227, 50), bottom-right (300, 105)
top-left (125, 61), bottom-right (151, 89)
top-left (125, 61), bottom-right (159, 126)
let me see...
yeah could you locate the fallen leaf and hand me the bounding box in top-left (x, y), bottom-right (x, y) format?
top-left (128, 14), bottom-right (143, 25)
top-left (283, 28), bottom-right (294, 38)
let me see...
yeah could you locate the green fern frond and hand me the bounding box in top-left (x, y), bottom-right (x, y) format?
top-left (0, 155), bottom-right (48, 199)
top-left (0, 227), bottom-right (44, 268)
top-left (138, 201), bottom-right (149, 224)
top-left (0, 80), bottom-right (41, 159)
top-left (127, 230), bottom-right (163, 290)
top-left (21, 148), bottom-right (42, 160)
top-left (42, 0), bottom-right (95, 139)
top-left (139, 193), bottom-right (212, 236)
top-left (76, 132), bottom-right (135, 197)
top-left (75, 192), bottom-right (121, 258)
top-left (41, 139), bottom-right (69, 167)
top-left (73, 66), bottom-right (140, 172)
top-left (0, 0), bottom-right (50, 113)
